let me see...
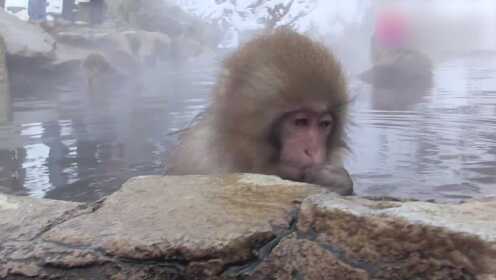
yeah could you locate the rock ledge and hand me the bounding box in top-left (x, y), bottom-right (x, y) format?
top-left (0, 174), bottom-right (495, 279)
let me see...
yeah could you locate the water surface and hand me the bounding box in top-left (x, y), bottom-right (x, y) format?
top-left (0, 52), bottom-right (495, 202)
top-left (347, 53), bottom-right (496, 201)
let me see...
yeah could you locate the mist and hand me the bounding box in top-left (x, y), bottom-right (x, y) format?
top-left (0, 0), bottom-right (495, 202)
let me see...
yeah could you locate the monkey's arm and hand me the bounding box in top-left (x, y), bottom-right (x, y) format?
top-left (304, 165), bottom-right (354, 196)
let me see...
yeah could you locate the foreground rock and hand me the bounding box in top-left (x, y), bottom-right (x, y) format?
top-left (0, 10), bottom-right (55, 61)
top-left (287, 194), bottom-right (496, 280)
top-left (0, 194), bottom-right (83, 242)
top-left (1, 175), bottom-right (495, 279)
top-left (0, 174), bottom-right (322, 279)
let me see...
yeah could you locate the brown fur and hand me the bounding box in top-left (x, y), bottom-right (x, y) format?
top-left (83, 53), bottom-right (113, 75)
top-left (166, 28), bottom-right (348, 176)
top-left (82, 53), bottom-right (114, 91)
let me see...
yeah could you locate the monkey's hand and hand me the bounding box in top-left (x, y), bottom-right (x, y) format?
top-left (304, 165), bottom-right (354, 196)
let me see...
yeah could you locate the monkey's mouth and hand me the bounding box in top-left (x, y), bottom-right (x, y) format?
top-left (279, 164), bottom-right (308, 182)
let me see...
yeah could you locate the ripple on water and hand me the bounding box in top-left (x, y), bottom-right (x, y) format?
top-left (347, 54), bottom-right (496, 202)
top-left (0, 54), bottom-right (495, 202)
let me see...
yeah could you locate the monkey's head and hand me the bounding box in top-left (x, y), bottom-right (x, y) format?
top-left (82, 53), bottom-right (113, 74)
top-left (213, 28), bottom-right (348, 181)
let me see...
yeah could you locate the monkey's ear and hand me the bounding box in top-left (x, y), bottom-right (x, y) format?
top-left (221, 69), bottom-right (231, 79)
top-left (216, 69), bottom-right (231, 100)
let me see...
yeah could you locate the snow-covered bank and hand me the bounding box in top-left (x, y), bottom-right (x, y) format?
top-left (176, 0), bottom-right (496, 51)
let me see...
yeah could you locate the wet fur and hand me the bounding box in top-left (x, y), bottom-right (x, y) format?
top-left (166, 28), bottom-right (349, 176)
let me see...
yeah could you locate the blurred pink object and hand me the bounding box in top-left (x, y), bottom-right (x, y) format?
top-left (375, 9), bottom-right (409, 49)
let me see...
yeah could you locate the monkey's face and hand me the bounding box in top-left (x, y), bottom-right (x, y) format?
top-left (276, 110), bottom-right (333, 181)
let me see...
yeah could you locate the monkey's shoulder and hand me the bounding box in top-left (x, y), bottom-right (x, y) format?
top-left (166, 118), bottom-right (225, 175)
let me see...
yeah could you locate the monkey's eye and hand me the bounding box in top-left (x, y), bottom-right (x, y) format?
top-left (319, 120), bottom-right (332, 129)
top-left (294, 118), bottom-right (310, 127)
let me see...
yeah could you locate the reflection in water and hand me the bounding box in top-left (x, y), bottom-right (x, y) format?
top-left (0, 53), bottom-right (495, 202)
top-left (370, 86), bottom-right (431, 111)
top-left (361, 49), bottom-right (434, 111)
top-left (0, 56), bottom-right (218, 201)
top-left (347, 53), bottom-right (496, 201)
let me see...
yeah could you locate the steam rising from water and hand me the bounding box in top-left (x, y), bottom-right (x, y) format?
top-left (1, 1), bottom-right (496, 202)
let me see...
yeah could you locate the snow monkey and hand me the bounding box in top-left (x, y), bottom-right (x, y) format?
top-left (82, 52), bottom-right (115, 94)
top-left (166, 28), bottom-right (353, 195)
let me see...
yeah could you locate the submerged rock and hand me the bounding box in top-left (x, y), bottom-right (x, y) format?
top-left (0, 175), bottom-right (495, 279)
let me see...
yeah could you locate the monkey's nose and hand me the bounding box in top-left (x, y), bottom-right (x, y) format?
top-left (304, 148), bottom-right (324, 165)
top-left (304, 148), bottom-right (312, 157)
top-left (304, 149), bottom-right (317, 163)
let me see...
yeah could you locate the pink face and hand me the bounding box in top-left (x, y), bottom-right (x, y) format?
top-left (278, 110), bottom-right (333, 180)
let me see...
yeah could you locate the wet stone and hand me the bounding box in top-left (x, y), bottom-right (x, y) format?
top-left (250, 234), bottom-right (368, 280)
top-left (297, 193), bottom-right (496, 279)
top-left (0, 194), bottom-right (81, 242)
top-left (41, 174), bottom-right (322, 278)
top-left (1, 175), bottom-right (495, 279)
